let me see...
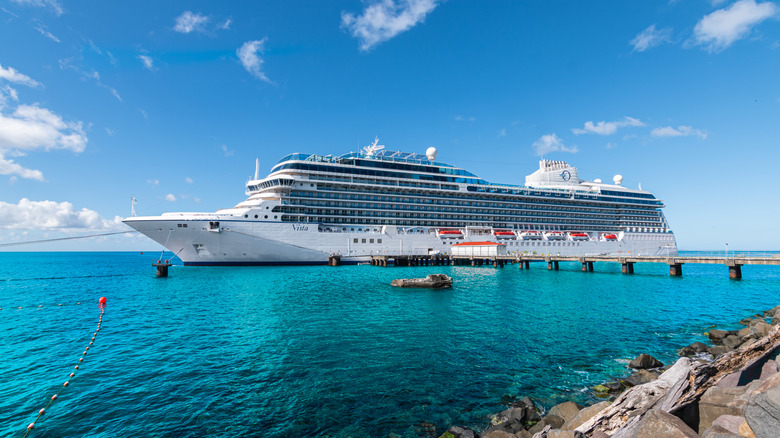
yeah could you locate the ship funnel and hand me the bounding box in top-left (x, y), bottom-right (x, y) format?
top-left (254, 158), bottom-right (259, 180)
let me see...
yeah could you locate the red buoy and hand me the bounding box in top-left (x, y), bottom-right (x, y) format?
top-left (70, 372), bottom-right (75, 377)
top-left (27, 423), bottom-right (34, 430)
top-left (99, 297), bottom-right (107, 304)
top-left (39, 408), bottom-right (45, 415)
top-left (63, 381), bottom-right (69, 387)
top-left (51, 395), bottom-right (57, 401)
top-left (75, 365), bottom-right (79, 370)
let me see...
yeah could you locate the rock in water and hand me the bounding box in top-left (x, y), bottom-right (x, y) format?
top-left (391, 274), bottom-right (453, 288)
top-left (628, 354), bottom-right (664, 370)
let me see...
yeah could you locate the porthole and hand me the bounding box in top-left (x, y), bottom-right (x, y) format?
top-left (244, 214), bottom-right (248, 218)
top-left (274, 216), bottom-right (277, 219)
top-left (264, 215), bottom-right (268, 219)
top-left (254, 215), bottom-right (258, 219)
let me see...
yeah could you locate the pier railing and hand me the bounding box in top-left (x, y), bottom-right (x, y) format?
top-left (362, 253), bottom-right (780, 279)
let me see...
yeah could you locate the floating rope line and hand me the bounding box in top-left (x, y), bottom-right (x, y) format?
top-left (23, 297), bottom-right (107, 437)
top-left (0, 231), bottom-right (138, 248)
top-left (2, 302), bottom-right (85, 311)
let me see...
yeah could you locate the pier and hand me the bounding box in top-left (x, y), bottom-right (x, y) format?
top-left (366, 254), bottom-right (780, 279)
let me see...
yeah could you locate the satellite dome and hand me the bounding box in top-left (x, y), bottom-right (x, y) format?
top-left (426, 147), bottom-right (438, 161)
top-left (594, 178), bottom-right (602, 184)
top-left (613, 175), bottom-right (623, 185)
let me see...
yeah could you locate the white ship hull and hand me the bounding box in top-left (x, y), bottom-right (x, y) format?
top-left (124, 216), bottom-right (677, 265)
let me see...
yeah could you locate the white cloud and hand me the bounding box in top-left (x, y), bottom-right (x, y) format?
top-left (138, 54), bottom-right (154, 70)
top-left (651, 125), bottom-right (707, 139)
top-left (185, 176), bottom-right (193, 184)
top-left (173, 11), bottom-right (209, 33)
top-left (147, 178), bottom-right (159, 186)
top-left (0, 64), bottom-right (85, 181)
top-left (341, 0), bottom-right (440, 51)
top-left (237, 39), bottom-right (271, 82)
top-left (220, 18), bottom-right (232, 30)
top-left (0, 153), bottom-right (43, 180)
top-left (0, 63), bottom-right (41, 87)
top-left (165, 193), bottom-right (177, 202)
top-left (10, 0), bottom-right (63, 16)
top-left (631, 25), bottom-right (673, 52)
top-left (0, 104), bottom-right (87, 153)
top-left (0, 198), bottom-right (124, 230)
top-left (498, 128), bottom-right (506, 137)
top-left (572, 117), bottom-right (646, 136)
top-left (693, 0), bottom-right (778, 52)
top-left (221, 144), bottom-right (234, 157)
top-left (454, 115), bottom-right (475, 122)
top-left (34, 22), bottom-right (60, 42)
top-left (532, 133), bottom-right (578, 156)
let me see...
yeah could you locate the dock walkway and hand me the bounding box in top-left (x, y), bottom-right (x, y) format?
top-left (361, 254), bottom-right (780, 279)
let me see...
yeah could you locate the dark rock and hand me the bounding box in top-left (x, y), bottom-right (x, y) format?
top-left (754, 321), bottom-right (771, 337)
top-left (679, 341), bottom-right (709, 356)
top-left (771, 310), bottom-right (780, 326)
top-left (628, 353), bottom-right (664, 370)
top-left (623, 369), bottom-right (661, 387)
top-left (391, 274), bottom-right (452, 288)
top-left (708, 345), bottom-right (733, 357)
top-left (543, 414), bottom-right (564, 430)
top-left (709, 329), bottom-right (729, 342)
top-left (745, 372), bottom-right (780, 438)
top-left (528, 417), bottom-right (562, 435)
top-left (504, 396), bottom-right (541, 423)
top-left (547, 401), bottom-right (582, 425)
top-left (700, 424), bottom-right (742, 438)
top-left (561, 401), bottom-right (610, 430)
top-left (737, 326), bottom-right (755, 340)
top-left (629, 409), bottom-right (699, 438)
top-left (440, 426), bottom-right (476, 438)
top-left (546, 431), bottom-right (585, 438)
top-left (722, 335), bottom-right (742, 349)
top-left (739, 318), bottom-right (753, 326)
top-left (762, 305), bottom-right (780, 317)
top-left (481, 431), bottom-right (515, 438)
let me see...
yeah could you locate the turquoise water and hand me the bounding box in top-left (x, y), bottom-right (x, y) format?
top-left (2, 252), bottom-right (779, 437)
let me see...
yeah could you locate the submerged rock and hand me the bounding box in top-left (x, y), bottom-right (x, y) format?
top-left (628, 354), bottom-right (664, 370)
top-left (391, 274), bottom-right (452, 288)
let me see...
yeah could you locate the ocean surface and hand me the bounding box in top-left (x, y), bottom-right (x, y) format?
top-left (2, 251), bottom-right (779, 437)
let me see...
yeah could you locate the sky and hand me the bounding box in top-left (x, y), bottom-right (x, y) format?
top-left (1, 0), bottom-right (779, 251)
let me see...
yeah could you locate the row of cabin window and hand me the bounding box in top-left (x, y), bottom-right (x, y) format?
top-left (353, 238), bottom-right (383, 244)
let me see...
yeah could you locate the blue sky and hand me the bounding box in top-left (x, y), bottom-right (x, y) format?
top-left (1, 0), bottom-right (779, 251)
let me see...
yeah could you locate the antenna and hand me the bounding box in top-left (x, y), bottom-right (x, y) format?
top-left (131, 195), bottom-right (137, 217)
top-left (362, 136), bottom-right (385, 157)
top-left (254, 158), bottom-right (259, 180)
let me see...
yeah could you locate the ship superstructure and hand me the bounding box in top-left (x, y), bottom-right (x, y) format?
top-left (124, 139), bottom-right (676, 265)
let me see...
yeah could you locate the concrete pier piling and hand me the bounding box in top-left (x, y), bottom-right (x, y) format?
top-left (153, 260), bottom-right (172, 277)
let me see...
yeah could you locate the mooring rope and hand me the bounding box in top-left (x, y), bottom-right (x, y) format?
top-left (22, 297), bottom-right (107, 437)
top-left (0, 231), bottom-right (138, 248)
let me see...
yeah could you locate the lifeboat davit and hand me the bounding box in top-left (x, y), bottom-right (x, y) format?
top-left (519, 231), bottom-right (543, 240)
top-left (544, 231), bottom-right (565, 240)
top-left (438, 229), bottom-right (464, 239)
top-left (493, 230), bottom-right (517, 239)
top-left (569, 232), bottom-right (589, 241)
top-left (603, 234), bottom-right (618, 241)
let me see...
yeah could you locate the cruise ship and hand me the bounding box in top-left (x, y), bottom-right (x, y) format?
top-left (123, 139), bottom-right (677, 265)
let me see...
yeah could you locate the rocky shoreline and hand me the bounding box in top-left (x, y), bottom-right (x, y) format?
top-left (439, 305), bottom-right (780, 438)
